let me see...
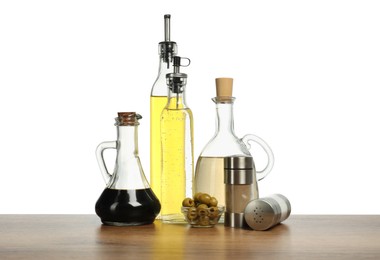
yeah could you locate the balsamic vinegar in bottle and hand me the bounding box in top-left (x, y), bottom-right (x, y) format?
top-left (95, 112), bottom-right (161, 226)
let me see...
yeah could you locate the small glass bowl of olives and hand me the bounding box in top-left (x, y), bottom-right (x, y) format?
top-left (181, 192), bottom-right (224, 228)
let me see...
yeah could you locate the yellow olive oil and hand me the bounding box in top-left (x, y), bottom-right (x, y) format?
top-left (161, 97), bottom-right (194, 222)
top-left (150, 95), bottom-right (168, 205)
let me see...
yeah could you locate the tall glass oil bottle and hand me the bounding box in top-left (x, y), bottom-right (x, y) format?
top-left (150, 15), bottom-right (178, 206)
top-left (161, 56), bottom-right (194, 223)
top-left (194, 78), bottom-right (275, 210)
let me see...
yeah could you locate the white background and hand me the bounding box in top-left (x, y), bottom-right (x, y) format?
top-left (1, 0), bottom-right (379, 214)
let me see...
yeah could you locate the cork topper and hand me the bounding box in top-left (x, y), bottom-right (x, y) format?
top-left (115, 112), bottom-right (142, 126)
top-left (216, 78), bottom-right (233, 98)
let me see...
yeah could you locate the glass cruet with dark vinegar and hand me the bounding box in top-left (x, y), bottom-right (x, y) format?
top-left (95, 112), bottom-right (161, 226)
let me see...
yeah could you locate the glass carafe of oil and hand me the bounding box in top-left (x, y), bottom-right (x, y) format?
top-left (150, 14), bottom-right (178, 206)
top-left (161, 56), bottom-right (194, 223)
top-left (95, 112), bottom-right (161, 226)
top-left (194, 78), bottom-right (275, 209)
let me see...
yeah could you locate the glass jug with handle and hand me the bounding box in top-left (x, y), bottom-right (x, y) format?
top-left (194, 78), bottom-right (274, 209)
top-left (95, 112), bottom-right (161, 226)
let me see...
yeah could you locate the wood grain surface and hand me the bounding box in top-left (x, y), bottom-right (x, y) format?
top-left (0, 215), bottom-right (379, 259)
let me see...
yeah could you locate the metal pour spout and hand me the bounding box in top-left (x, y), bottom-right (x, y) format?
top-left (159, 14), bottom-right (177, 66)
top-left (164, 14), bottom-right (171, 41)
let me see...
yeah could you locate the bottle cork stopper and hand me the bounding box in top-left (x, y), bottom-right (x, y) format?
top-left (216, 78), bottom-right (233, 97)
top-left (116, 112), bottom-right (142, 126)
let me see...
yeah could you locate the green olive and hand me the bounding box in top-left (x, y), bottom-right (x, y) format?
top-left (197, 204), bottom-right (208, 209)
top-left (199, 193), bottom-right (211, 205)
top-left (208, 206), bottom-right (219, 219)
top-left (197, 206), bottom-right (209, 217)
top-left (182, 197), bottom-right (195, 207)
top-left (193, 192), bottom-right (203, 202)
top-left (209, 197), bottom-right (218, 207)
top-left (187, 207), bottom-right (198, 220)
top-left (199, 216), bottom-right (210, 226)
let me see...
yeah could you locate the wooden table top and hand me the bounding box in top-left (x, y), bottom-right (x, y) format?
top-left (0, 215), bottom-right (379, 259)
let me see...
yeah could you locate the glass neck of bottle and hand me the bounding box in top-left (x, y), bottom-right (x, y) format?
top-left (213, 98), bottom-right (236, 136)
top-left (151, 51), bottom-right (176, 97)
top-left (158, 41), bottom-right (177, 75)
top-left (116, 125), bottom-right (138, 160)
top-left (108, 122), bottom-right (149, 190)
top-left (166, 84), bottom-right (187, 109)
top-left (156, 41), bottom-right (177, 80)
top-left (157, 54), bottom-right (174, 78)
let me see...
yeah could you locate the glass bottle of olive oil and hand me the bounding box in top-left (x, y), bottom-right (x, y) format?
top-left (150, 14), bottom-right (178, 210)
top-left (161, 56), bottom-right (194, 223)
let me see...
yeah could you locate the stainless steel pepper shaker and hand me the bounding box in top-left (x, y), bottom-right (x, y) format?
top-left (224, 156), bottom-right (259, 228)
top-left (244, 194), bottom-right (291, 230)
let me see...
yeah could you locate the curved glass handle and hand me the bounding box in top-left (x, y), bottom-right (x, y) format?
top-left (241, 134), bottom-right (274, 181)
top-left (95, 141), bottom-right (116, 184)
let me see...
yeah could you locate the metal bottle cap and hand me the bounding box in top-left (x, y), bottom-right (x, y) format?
top-left (166, 56), bottom-right (190, 94)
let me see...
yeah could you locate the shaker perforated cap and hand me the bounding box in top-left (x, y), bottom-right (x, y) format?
top-left (244, 198), bottom-right (280, 230)
top-left (244, 194), bottom-right (291, 231)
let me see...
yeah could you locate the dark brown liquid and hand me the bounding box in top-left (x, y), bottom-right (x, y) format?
top-left (95, 188), bottom-right (161, 226)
